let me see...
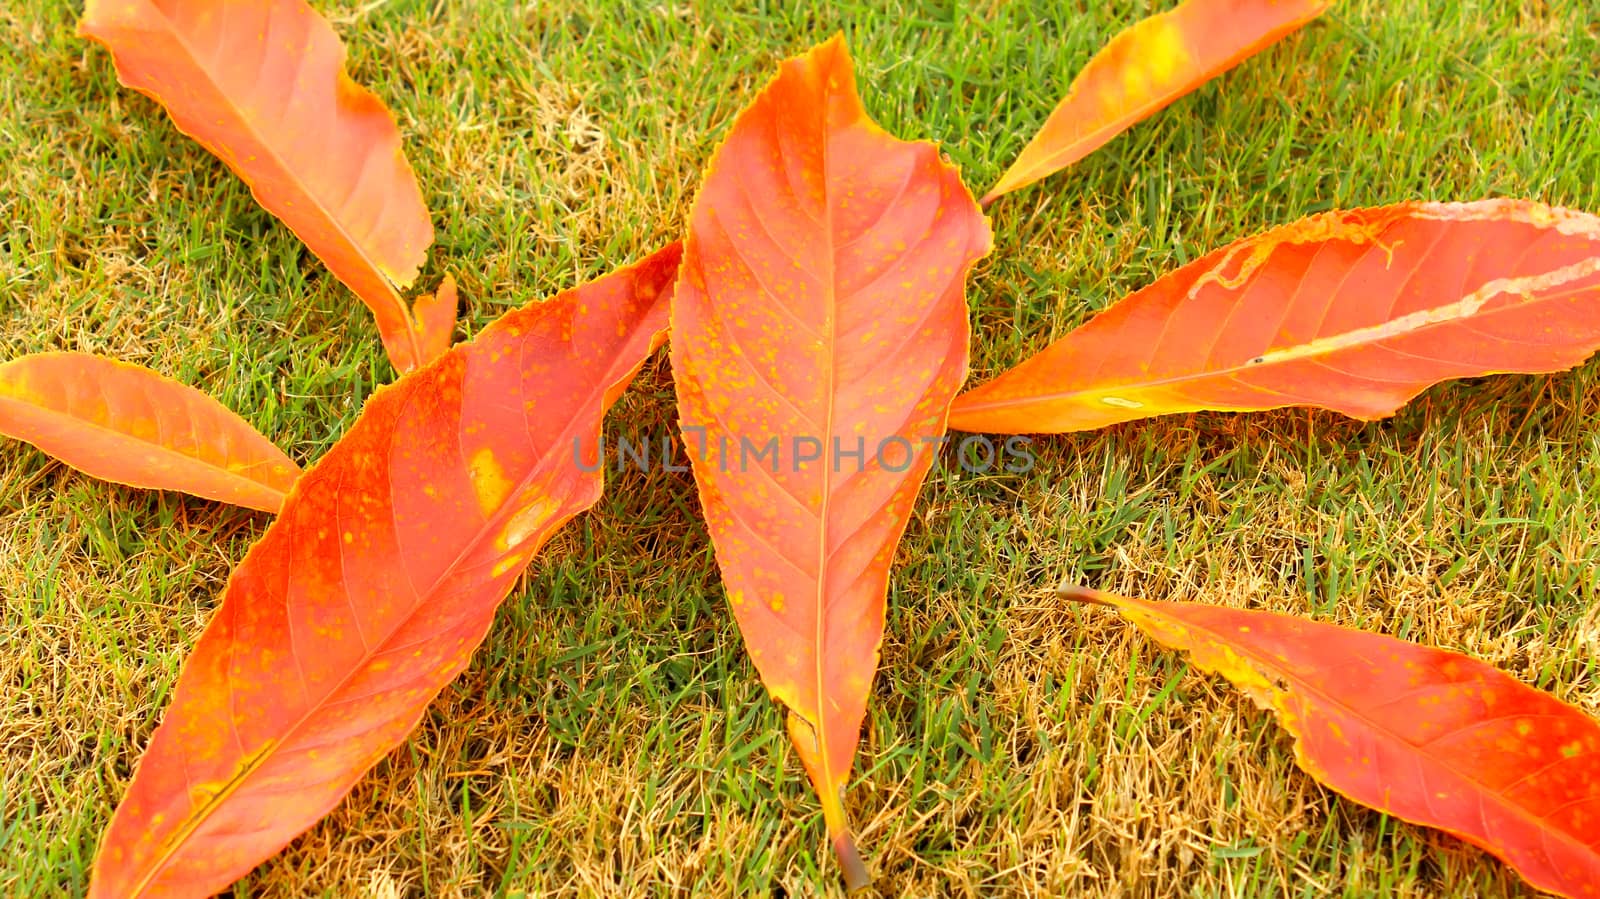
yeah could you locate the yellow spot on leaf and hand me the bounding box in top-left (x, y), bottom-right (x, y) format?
top-left (500, 497), bottom-right (556, 550)
top-left (1121, 16), bottom-right (1190, 100)
top-left (491, 555), bottom-right (524, 578)
top-left (468, 448), bottom-right (512, 514)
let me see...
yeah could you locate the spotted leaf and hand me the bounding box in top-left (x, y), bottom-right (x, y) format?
top-left (984, 0), bottom-right (1330, 202)
top-left (0, 352), bottom-right (298, 513)
top-left (1064, 585), bottom-right (1600, 897)
top-left (951, 200), bottom-right (1600, 433)
top-left (670, 37), bottom-right (991, 888)
top-left (90, 245), bottom-right (679, 898)
top-left (79, 0), bottom-right (447, 371)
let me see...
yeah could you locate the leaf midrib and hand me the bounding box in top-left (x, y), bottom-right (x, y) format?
top-left (811, 65), bottom-right (842, 801)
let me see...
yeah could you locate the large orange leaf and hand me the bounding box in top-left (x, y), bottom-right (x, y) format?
top-left (983, 0), bottom-right (1331, 203)
top-left (90, 245), bottom-right (679, 898)
top-left (79, 0), bottom-right (446, 372)
top-left (1063, 585), bottom-right (1600, 897)
top-left (669, 37), bottom-right (991, 887)
top-left (950, 200), bottom-right (1600, 433)
top-left (0, 352), bottom-right (297, 513)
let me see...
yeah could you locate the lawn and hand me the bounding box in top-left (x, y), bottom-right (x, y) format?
top-left (3, 0), bottom-right (1599, 895)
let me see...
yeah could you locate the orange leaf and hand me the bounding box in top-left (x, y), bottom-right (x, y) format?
top-left (0, 352), bottom-right (297, 513)
top-left (669, 37), bottom-right (991, 888)
top-left (90, 245), bottom-right (679, 898)
top-left (1064, 585), bottom-right (1600, 897)
top-left (950, 200), bottom-right (1600, 433)
top-left (78, 0), bottom-right (448, 372)
top-left (983, 0), bottom-right (1331, 203)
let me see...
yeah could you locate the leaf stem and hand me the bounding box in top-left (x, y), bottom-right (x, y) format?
top-left (820, 791), bottom-right (870, 891)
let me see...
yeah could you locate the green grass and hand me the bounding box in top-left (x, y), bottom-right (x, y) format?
top-left (3, 0), bottom-right (1599, 895)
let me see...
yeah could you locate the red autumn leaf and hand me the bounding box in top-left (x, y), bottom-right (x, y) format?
top-left (90, 245), bottom-right (679, 898)
top-left (1063, 585), bottom-right (1600, 897)
top-left (0, 352), bottom-right (298, 513)
top-left (983, 0), bottom-right (1331, 203)
top-left (78, 0), bottom-right (449, 372)
top-left (950, 200), bottom-right (1600, 434)
top-left (670, 36), bottom-right (991, 887)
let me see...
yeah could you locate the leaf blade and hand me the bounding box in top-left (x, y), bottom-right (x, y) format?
top-left (984, 0), bottom-right (1331, 202)
top-left (1064, 585), bottom-right (1600, 897)
top-left (950, 200), bottom-right (1600, 433)
top-left (78, 0), bottom-right (445, 370)
top-left (89, 245), bottom-right (679, 898)
top-left (0, 352), bottom-right (297, 512)
top-left (669, 37), bottom-right (991, 886)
